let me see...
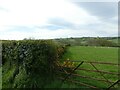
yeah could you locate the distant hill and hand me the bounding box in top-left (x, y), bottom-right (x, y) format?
top-left (53, 37), bottom-right (120, 47)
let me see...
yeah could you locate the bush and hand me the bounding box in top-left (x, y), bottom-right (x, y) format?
top-left (2, 40), bottom-right (59, 88)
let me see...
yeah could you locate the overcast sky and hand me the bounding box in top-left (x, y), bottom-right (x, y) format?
top-left (0, 0), bottom-right (118, 40)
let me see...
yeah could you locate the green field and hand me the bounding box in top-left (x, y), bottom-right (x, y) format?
top-left (60, 46), bottom-right (119, 88)
top-left (62, 46), bottom-right (118, 63)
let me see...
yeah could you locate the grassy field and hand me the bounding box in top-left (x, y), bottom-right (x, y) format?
top-left (60, 46), bottom-right (119, 88)
top-left (62, 46), bottom-right (118, 63)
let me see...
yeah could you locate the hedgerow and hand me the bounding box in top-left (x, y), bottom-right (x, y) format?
top-left (2, 40), bottom-right (67, 88)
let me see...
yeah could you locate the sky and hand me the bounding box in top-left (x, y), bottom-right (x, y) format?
top-left (0, 0), bottom-right (118, 40)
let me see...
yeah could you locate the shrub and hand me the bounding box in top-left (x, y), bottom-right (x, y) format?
top-left (2, 40), bottom-right (58, 88)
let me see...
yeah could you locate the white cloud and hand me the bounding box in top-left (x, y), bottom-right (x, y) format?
top-left (0, 0), bottom-right (99, 26)
top-left (0, 26), bottom-right (86, 40)
top-left (0, 0), bottom-right (118, 40)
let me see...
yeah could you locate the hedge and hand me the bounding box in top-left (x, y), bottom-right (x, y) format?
top-left (2, 40), bottom-right (66, 88)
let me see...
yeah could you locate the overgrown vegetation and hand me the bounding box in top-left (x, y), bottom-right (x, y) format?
top-left (2, 40), bottom-right (68, 88)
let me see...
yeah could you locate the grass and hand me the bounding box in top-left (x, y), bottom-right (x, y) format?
top-left (62, 46), bottom-right (118, 63)
top-left (2, 63), bottom-right (16, 88)
top-left (0, 67), bottom-right (2, 89)
top-left (61, 46), bottom-right (118, 88)
top-left (44, 79), bottom-right (77, 88)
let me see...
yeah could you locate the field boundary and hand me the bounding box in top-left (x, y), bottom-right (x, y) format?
top-left (57, 60), bottom-right (120, 90)
top-left (67, 60), bottom-right (120, 65)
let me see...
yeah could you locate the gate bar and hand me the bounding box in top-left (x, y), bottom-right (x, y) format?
top-left (106, 80), bottom-right (120, 90)
top-left (90, 62), bottom-right (113, 86)
top-left (62, 61), bottom-right (84, 83)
